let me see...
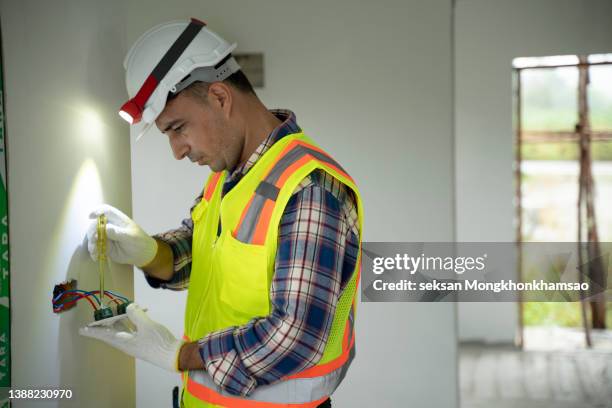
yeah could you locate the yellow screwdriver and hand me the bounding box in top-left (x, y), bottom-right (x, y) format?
top-left (94, 214), bottom-right (113, 320)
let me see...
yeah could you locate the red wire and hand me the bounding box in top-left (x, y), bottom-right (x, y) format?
top-left (53, 290), bottom-right (124, 313)
top-left (53, 292), bottom-right (97, 311)
top-left (74, 293), bottom-right (98, 309)
top-left (89, 290), bottom-right (122, 305)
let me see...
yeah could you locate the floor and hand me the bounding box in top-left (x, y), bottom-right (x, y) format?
top-left (460, 328), bottom-right (612, 408)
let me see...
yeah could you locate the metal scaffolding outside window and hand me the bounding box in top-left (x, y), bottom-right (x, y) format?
top-left (513, 54), bottom-right (612, 347)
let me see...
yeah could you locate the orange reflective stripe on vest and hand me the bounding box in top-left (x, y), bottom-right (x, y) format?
top-left (275, 140), bottom-right (353, 183)
top-left (233, 140), bottom-right (353, 245)
top-left (185, 377), bottom-right (330, 408)
top-left (203, 171), bottom-right (223, 201)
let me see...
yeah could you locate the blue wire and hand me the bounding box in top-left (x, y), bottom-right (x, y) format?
top-left (52, 289), bottom-right (79, 302)
top-left (53, 289), bottom-right (130, 309)
top-left (53, 290), bottom-right (100, 305)
top-left (103, 290), bottom-right (130, 302)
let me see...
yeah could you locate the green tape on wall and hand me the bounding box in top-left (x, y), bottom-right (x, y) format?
top-left (0, 24), bottom-right (9, 408)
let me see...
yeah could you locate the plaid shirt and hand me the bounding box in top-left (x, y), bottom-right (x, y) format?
top-left (148, 110), bottom-right (360, 396)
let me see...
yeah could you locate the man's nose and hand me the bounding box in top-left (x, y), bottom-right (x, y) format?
top-left (169, 136), bottom-right (189, 160)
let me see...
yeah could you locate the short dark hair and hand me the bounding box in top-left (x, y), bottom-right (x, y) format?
top-left (223, 69), bottom-right (256, 95)
top-left (214, 54), bottom-right (256, 95)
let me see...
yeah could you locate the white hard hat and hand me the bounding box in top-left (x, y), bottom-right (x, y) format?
top-left (119, 18), bottom-right (241, 126)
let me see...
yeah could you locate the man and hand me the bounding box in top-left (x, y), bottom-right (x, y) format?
top-left (82, 18), bottom-right (363, 408)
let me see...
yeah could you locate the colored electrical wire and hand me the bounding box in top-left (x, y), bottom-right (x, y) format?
top-left (53, 289), bottom-right (131, 314)
top-left (85, 290), bottom-right (125, 305)
top-left (53, 289), bottom-right (100, 304)
top-left (103, 290), bottom-right (130, 302)
top-left (56, 290), bottom-right (125, 307)
top-left (54, 296), bottom-right (95, 311)
top-left (53, 292), bottom-right (98, 311)
top-left (70, 289), bottom-right (124, 305)
top-left (55, 292), bottom-right (97, 308)
top-left (53, 290), bottom-right (100, 305)
top-left (100, 291), bottom-right (122, 306)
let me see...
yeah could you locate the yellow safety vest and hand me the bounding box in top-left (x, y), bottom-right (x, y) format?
top-left (181, 132), bottom-right (364, 407)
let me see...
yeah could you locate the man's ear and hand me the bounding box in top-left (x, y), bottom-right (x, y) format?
top-left (208, 82), bottom-right (233, 118)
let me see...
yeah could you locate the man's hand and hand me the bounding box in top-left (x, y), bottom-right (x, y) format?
top-left (79, 304), bottom-right (183, 372)
top-left (178, 342), bottom-right (205, 371)
top-left (87, 204), bottom-right (158, 267)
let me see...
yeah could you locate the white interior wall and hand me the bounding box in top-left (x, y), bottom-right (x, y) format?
top-left (1, 1), bottom-right (135, 406)
top-left (455, 0), bottom-right (612, 343)
top-left (128, 0), bottom-right (458, 407)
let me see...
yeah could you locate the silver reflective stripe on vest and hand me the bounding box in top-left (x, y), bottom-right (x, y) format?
top-left (346, 306), bottom-right (355, 345)
top-left (335, 343), bottom-right (356, 390)
top-left (235, 144), bottom-right (346, 244)
top-left (234, 192), bottom-right (268, 242)
top-left (263, 145), bottom-right (346, 186)
top-left (256, 181), bottom-right (280, 201)
top-left (188, 350), bottom-right (354, 404)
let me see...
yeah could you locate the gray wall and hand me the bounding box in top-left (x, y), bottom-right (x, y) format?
top-left (127, 0), bottom-right (458, 407)
top-left (454, 0), bottom-right (612, 342)
top-left (3, 0), bottom-right (610, 404)
top-left (1, 1), bottom-right (135, 406)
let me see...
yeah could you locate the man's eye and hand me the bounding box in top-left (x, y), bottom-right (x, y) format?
top-left (173, 124), bottom-right (185, 133)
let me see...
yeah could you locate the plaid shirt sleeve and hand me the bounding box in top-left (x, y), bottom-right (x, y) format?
top-left (197, 171), bottom-right (360, 397)
top-left (144, 192), bottom-right (203, 291)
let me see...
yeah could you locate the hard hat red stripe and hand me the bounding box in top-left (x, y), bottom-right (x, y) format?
top-left (189, 17), bottom-right (207, 26)
top-left (132, 75), bottom-right (158, 111)
top-left (119, 18), bottom-right (205, 123)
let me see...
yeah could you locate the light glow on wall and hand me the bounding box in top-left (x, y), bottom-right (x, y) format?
top-left (46, 158), bottom-right (104, 280)
top-left (70, 105), bottom-right (110, 157)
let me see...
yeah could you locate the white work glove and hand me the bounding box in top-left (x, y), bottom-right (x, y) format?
top-left (79, 304), bottom-right (184, 372)
top-left (87, 204), bottom-right (158, 267)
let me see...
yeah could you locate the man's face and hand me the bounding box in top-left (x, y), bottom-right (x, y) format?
top-left (155, 88), bottom-right (240, 172)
